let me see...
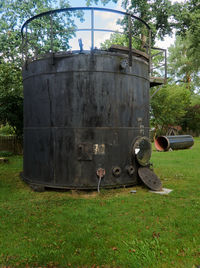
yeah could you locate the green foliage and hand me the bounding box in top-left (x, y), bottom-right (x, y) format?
top-left (186, 10), bottom-right (200, 71)
top-left (0, 62), bottom-right (23, 96)
top-left (0, 139), bottom-right (200, 266)
top-left (0, 0), bottom-right (75, 140)
top-left (100, 32), bottom-right (142, 50)
top-left (150, 84), bottom-right (191, 135)
top-left (0, 94), bottom-right (23, 139)
top-left (0, 124), bottom-right (15, 136)
top-left (101, 33), bottom-right (128, 49)
top-left (182, 104), bottom-right (200, 135)
top-left (181, 95), bottom-right (200, 135)
top-left (0, 0), bottom-right (79, 65)
top-left (172, 0), bottom-right (200, 70)
top-left (121, 0), bottom-right (173, 43)
top-left (191, 94), bottom-right (200, 106)
top-left (0, 151), bottom-right (13, 157)
top-left (86, 0), bottom-right (174, 45)
top-left (168, 35), bottom-right (200, 91)
top-left (0, 62), bottom-right (23, 138)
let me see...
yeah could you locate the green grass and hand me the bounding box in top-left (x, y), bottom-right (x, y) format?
top-left (0, 139), bottom-right (200, 267)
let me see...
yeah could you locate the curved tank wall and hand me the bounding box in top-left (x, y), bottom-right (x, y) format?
top-left (22, 51), bottom-right (150, 189)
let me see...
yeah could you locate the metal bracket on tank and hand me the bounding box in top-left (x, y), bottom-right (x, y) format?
top-left (137, 117), bottom-right (144, 135)
top-left (120, 59), bottom-right (129, 72)
top-left (128, 14), bottom-right (132, 67)
top-left (51, 53), bottom-right (55, 65)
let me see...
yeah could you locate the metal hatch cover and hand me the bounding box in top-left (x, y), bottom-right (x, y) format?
top-left (138, 167), bottom-right (162, 191)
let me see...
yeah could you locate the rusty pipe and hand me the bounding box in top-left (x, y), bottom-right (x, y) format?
top-left (155, 135), bottom-right (194, 152)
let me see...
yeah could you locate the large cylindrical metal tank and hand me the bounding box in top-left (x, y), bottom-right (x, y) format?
top-left (22, 51), bottom-right (150, 189)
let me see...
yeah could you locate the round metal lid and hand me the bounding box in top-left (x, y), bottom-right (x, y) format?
top-left (138, 167), bottom-right (162, 191)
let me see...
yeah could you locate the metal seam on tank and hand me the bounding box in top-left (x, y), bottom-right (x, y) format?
top-left (23, 53), bottom-right (149, 65)
top-left (46, 79), bottom-right (53, 127)
top-left (24, 127), bottom-right (150, 130)
top-left (46, 79), bottom-right (56, 183)
top-left (23, 71), bottom-right (149, 82)
top-left (23, 54), bottom-right (149, 65)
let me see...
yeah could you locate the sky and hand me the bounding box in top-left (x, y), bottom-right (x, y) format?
top-left (66, 0), bottom-right (124, 50)
top-left (64, 0), bottom-right (185, 50)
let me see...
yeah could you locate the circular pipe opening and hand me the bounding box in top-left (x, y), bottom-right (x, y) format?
top-left (112, 167), bottom-right (122, 177)
top-left (154, 136), bottom-right (169, 151)
top-left (126, 165), bottom-right (135, 176)
top-left (133, 137), bottom-right (152, 166)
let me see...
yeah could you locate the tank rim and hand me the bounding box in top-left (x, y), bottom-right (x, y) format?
top-left (21, 173), bottom-right (138, 190)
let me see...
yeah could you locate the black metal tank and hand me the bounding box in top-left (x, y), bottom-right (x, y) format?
top-left (21, 7), bottom-right (154, 190)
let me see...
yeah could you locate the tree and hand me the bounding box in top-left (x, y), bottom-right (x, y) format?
top-left (123, 0), bottom-right (173, 43)
top-left (181, 95), bottom-right (200, 135)
top-left (168, 36), bottom-right (200, 91)
top-left (150, 84), bottom-right (191, 135)
top-left (172, 0), bottom-right (200, 70)
top-left (0, 62), bottom-right (23, 139)
top-left (0, 0), bottom-right (82, 65)
top-left (100, 32), bottom-right (143, 50)
top-left (181, 104), bottom-right (200, 136)
top-left (87, 0), bottom-right (173, 44)
top-left (0, 0), bottom-right (82, 139)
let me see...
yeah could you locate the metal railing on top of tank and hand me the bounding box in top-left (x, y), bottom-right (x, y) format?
top-left (21, 7), bottom-right (166, 78)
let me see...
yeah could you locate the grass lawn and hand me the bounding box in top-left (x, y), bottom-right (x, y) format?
top-left (0, 138), bottom-right (200, 267)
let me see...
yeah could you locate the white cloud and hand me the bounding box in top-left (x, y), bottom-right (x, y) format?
top-left (156, 34), bottom-right (176, 50)
top-left (68, 0), bottom-right (184, 51)
top-left (116, 0), bottom-right (125, 11)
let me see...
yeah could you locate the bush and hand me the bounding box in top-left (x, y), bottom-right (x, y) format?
top-left (0, 124), bottom-right (15, 136)
top-left (0, 151), bottom-right (13, 157)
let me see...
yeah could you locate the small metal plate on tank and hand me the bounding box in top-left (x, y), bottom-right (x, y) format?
top-left (138, 167), bottom-right (162, 191)
top-left (77, 143), bottom-right (93, 161)
top-left (93, 144), bottom-right (105, 155)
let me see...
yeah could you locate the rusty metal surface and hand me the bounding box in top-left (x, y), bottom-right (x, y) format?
top-left (23, 52), bottom-right (150, 189)
top-left (96, 168), bottom-right (105, 178)
top-left (138, 167), bottom-right (162, 191)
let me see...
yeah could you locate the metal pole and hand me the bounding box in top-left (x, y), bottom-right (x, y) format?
top-left (149, 29), bottom-right (151, 74)
top-left (128, 15), bottom-right (132, 67)
top-left (50, 12), bottom-right (54, 53)
top-left (164, 49), bottom-right (167, 81)
top-left (25, 26), bottom-right (28, 68)
top-left (22, 33), bottom-right (24, 64)
top-left (91, 8), bottom-right (94, 50)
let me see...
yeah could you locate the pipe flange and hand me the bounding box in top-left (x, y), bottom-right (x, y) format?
top-left (133, 136), bottom-right (152, 166)
top-left (112, 167), bottom-right (122, 177)
top-left (126, 165), bottom-right (135, 176)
